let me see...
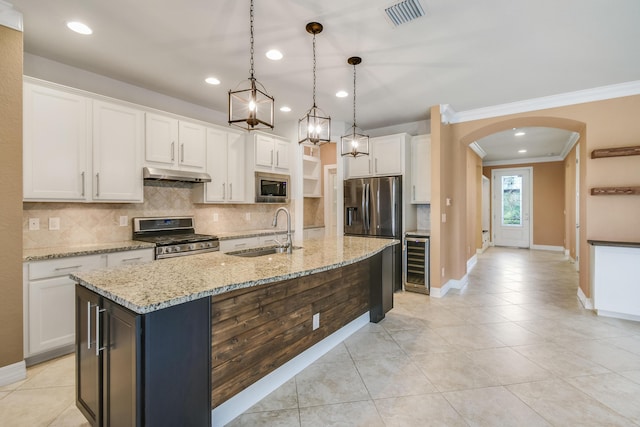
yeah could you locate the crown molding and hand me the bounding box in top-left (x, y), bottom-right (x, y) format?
top-left (559, 131), bottom-right (581, 159)
top-left (482, 155), bottom-right (565, 167)
top-left (0, 1), bottom-right (23, 31)
top-left (442, 80), bottom-right (640, 124)
top-left (469, 142), bottom-right (487, 158)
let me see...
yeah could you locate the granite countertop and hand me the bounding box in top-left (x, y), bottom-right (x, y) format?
top-left (23, 241), bottom-right (157, 262)
top-left (587, 240), bottom-right (640, 248)
top-left (71, 236), bottom-right (399, 314)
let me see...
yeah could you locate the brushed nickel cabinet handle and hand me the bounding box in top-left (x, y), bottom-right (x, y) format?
top-left (171, 141), bottom-right (175, 161)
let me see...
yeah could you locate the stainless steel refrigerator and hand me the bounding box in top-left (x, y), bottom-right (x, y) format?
top-left (344, 176), bottom-right (402, 315)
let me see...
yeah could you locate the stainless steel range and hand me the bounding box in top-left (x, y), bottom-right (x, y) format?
top-left (133, 216), bottom-right (219, 259)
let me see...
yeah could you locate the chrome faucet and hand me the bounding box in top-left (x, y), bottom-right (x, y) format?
top-left (272, 207), bottom-right (292, 254)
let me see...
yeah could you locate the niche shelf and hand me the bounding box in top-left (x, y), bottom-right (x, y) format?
top-left (591, 186), bottom-right (640, 196)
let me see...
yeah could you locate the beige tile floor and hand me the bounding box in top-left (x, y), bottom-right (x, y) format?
top-left (2, 247), bottom-right (640, 426)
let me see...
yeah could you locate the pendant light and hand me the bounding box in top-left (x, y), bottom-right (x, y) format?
top-left (341, 57), bottom-right (369, 157)
top-left (228, 0), bottom-right (274, 131)
top-left (298, 22), bottom-right (331, 145)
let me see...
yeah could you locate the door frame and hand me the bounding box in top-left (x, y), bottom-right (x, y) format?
top-left (491, 167), bottom-right (533, 248)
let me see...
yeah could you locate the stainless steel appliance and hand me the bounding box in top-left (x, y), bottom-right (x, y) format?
top-left (344, 176), bottom-right (402, 293)
top-left (404, 231), bottom-right (430, 294)
top-left (133, 216), bottom-right (219, 259)
top-left (255, 172), bottom-right (289, 203)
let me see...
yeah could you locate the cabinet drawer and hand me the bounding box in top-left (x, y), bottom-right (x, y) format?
top-left (106, 249), bottom-right (154, 267)
top-left (219, 237), bottom-right (261, 253)
top-left (259, 234), bottom-right (288, 246)
top-left (28, 254), bottom-right (105, 280)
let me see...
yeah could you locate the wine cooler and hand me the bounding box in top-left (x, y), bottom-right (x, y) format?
top-left (404, 232), bottom-right (430, 294)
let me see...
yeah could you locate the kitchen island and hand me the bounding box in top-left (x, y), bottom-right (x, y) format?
top-left (71, 236), bottom-right (398, 426)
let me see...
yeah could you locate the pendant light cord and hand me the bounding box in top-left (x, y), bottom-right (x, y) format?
top-left (352, 62), bottom-right (357, 128)
top-left (249, 0), bottom-right (255, 79)
top-left (312, 33), bottom-right (317, 107)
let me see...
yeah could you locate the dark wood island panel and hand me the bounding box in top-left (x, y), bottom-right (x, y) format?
top-left (210, 255), bottom-right (374, 407)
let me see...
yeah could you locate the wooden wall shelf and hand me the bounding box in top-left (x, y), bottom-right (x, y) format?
top-left (591, 186), bottom-right (640, 196)
top-left (591, 145), bottom-right (640, 159)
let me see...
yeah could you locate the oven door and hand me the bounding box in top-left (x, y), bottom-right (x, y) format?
top-left (255, 172), bottom-right (289, 203)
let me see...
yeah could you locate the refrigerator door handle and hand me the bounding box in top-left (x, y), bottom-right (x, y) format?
top-left (365, 183), bottom-right (371, 232)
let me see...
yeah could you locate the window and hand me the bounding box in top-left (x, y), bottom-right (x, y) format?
top-left (501, 175), bottom-right (522, 226)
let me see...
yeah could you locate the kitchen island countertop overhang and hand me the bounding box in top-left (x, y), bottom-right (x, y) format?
top-left (70, 236), bottom-right (400, 314)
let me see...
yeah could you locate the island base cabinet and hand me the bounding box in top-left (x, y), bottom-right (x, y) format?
top-left (76, 285), bottom-right (211, 427)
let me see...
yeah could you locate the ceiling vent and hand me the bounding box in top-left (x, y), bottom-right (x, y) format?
top-left (384, 0), bottom-right (426, 27)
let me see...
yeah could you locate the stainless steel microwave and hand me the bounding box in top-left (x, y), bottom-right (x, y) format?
top-left (255, 172), bottom-right (289, 203)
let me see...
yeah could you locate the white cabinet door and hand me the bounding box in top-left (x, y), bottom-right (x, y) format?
top-left (145, 113), bottom-right (178, 166)
top-left (205, 128), bottom-right (228, 202)
top-left (346, 155), bottom-right (371, 178)
top-left (226, 132), bottom-right (246, 202)
top-left (410, 135), bottom-right (431, 203)
top-left (274, 139), bottom-right (290, 172)
top-left (203, 128), bottom-right (245, 203)
top-left (23, 83), bottom-right (89, 201)
top-left (372, 135), bottom-right (402, 175)
top-left (178, 121), bottom-right (206, 170)
top-left (255, 134), bottom-right (275, 168)
top-left (28, 276), bottom-right (76, 355)
top-left (93, 100), bottom-right (144, 202)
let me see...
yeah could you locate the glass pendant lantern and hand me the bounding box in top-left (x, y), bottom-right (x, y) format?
top-left (298, 22), bottom-right (331, 145)
top-left (228, 0), bottom-right (274, 131)
top-left (341, 56), bottom-right (369, 157)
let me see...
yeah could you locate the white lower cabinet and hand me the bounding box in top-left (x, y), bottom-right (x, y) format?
top-left (24, 249), bottom-right (153, 361)
top-left (219, 236), bottom-right (261, 253)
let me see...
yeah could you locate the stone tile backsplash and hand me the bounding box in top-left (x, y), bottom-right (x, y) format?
top-left (23, 182), bottom-right (293, 250)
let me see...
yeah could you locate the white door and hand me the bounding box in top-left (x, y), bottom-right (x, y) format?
top-left (492, 168), bottom-right (531, 248)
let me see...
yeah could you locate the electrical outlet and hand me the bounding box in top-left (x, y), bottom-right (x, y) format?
top-left (119, 216), bottom-right (128, 227)
top-left (312, 313), bottom-right (320, 330)
top-left (245, 212), bottom-right (251, 221)
top-left (441, 267), bottom-right (445, 277)
top-left (213, 213), bottom-right (219, 222)
top-left (441, 213), bottom-right (447, 223)
top-left (28, 218), bottom-right (40, 231)
top-left (49, 217), bottom-right (60, 230)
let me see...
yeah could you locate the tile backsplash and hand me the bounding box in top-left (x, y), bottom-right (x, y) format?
top-left (23, 182), bottom-right (293, 249)
top-left (417, 205), bottom-right (431, 230)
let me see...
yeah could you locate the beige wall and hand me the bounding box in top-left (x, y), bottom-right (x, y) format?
top-left (0, 25), bottom-right (24, 368)
top-left (483, 161), bottom-right (565, 248)
top-left (432, 94), bottom-right (640, 298)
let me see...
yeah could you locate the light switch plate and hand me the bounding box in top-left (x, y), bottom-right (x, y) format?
top-left (119, 216), bottom-right (128, 227)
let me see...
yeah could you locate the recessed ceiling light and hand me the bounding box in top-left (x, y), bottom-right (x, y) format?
top-left (515, 131), bottom-right (526, 136)
top-left (205, 77), bottom-right (220, 85)
top-left (266, 49), bottom-right (283, 60)
top-left (280, 106), bottom-right (291, 112)
top-left (336, 90), bottom-right (348, 98)
top-left (518, 149), bottom-right (527, 153)
top-left (66, 21), bottom-right (93, 35)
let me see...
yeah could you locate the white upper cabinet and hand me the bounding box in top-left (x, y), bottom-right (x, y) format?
top-left (92, 100), bottom-right (144, 202)
top-left (24, 82), bottom-right (90, 201)
top-left (144, 113), bottom-right (206, 171)
top-left (24, 82), bottom-right (147, 203)
top-left (196, 127), bottom-right (246, 203)
top-left (345, 133), bottom-right (408, 179)
top-left (410, 134), bottom-right (431, 204)
top-left (253, 133), bottom-right (290, 173)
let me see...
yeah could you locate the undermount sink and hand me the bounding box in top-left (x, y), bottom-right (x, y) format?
top-left (227, 246), bottom-right (302, 257)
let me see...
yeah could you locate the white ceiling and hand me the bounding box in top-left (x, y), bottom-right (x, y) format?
top-left (10, 0), bottom-right (640, 159)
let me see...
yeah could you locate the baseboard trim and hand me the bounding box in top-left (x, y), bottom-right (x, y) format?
top-left (25, 344), bottom-right (74, 367)
top-left (596, 310), bottom-right (640, 322)
top-left (577, 287), bottom-right (594, 310)
top-left (430, 274), bottom-right (469, 298)
top-left (531, 245), bottom-right (564, 252)
top-left (0, 360), bottom-right (26, 387)
top-left (211, 312), bottom-right (370, 427)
